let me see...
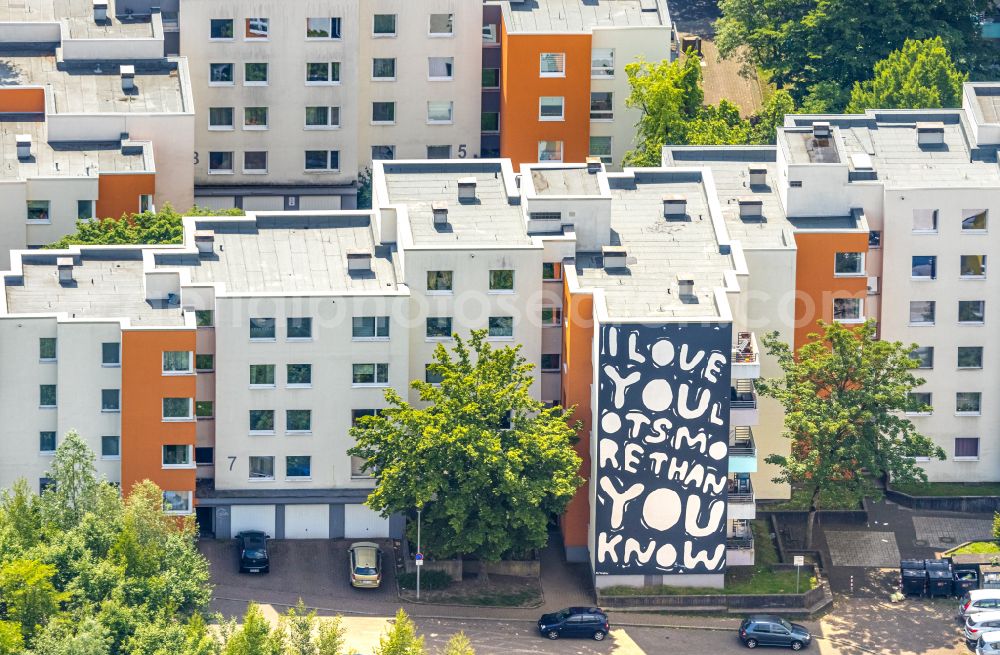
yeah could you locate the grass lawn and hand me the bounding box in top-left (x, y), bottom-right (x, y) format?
top-left (600, 568), bottom-right (816, 597)
top-left (950, 541), bottom-right (1000, 555)
top-left (892, 482), bottom-right (1000, 497)
top-left (752, 519), bottom-right (779, 566)
top-left (766, 485), bottom-right (864, 511)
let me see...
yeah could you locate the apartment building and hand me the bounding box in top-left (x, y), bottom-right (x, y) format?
top-left (180, 0), bottom-right (484, 211)
top-left (0, 0), bottom-right (195, 266)
top-left (493, 0), bottom-right (673, 169)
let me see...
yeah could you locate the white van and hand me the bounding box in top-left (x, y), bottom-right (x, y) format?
top-left (966, 610), bottom-right (1000, 642)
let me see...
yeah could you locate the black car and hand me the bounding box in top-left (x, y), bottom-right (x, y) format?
top-left (237, 530), bottom-right (270, 574)
top-left (739, 615), bottom-right (812, 650)
top-left (537, 607), bottom-right (609, 641)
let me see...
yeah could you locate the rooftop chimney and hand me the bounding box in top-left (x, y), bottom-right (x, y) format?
top-left (432, 200), bottom-right (449, 226)
top-left (585, 156), bottom-right (602, 174)
top-left (93, 0), bottom-right (108, 22)
top-left (457, 177), bottom-right (477, 201)
top-left (916, 122), bottom-right (945, 146)
top-left (57, 257), bottom-right (74, 283)
top-left (120, 65), bottom-right (135, 93)
top-left (812, 121), bottom-right (831, 139)
top-left (15, 134), bottom-right (31, 160)
top-left (602, 245), bottom-right (628, 269)
top-left (661, 193), bottom-right (687, 219)
top-left (738, 197), bottom-right (764, 220)
top-left (346, 248), bottom-right (372, 272)
top-left (748, 166), bottom-right (767, 186)
top-left (677, 272), bottom-right (695, 299)
top-left (194, 229), bottom-right (214, 255)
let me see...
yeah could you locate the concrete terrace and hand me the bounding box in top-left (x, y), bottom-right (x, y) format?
top-left (0, 0), bottom-right (155, 39)
top-left (0, 120), bottom-right (152, 179)
top-left (500, 0), bottom-right (669, 32)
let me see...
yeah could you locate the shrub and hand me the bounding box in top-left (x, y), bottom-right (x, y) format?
top-left (398, 570), bottom-right (451, 590)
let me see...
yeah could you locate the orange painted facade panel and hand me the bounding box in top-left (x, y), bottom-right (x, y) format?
top-left (96, 173), bottom-right (155, 221)
top-left (500, 27), bottom-right (592, 168)
top-left (121, 330), bottom-right (197, 499)
top-left (793, 231), bottom-right (870, 348)
top-left (0, 87), bottom-right (45, 114)
top-left (560, 281), bottom-right (594, 551)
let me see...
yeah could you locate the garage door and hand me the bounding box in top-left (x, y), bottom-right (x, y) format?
top-left (285, 504), bottom-right (330, 539)
top-left (344, 504), bottom-right (390, 538)
top-left (242, 196), bottom-right (285, 211)
top-left (194, 196), bottom-right (236, 211)
top-left (298, 195), bottom-right (342, 210)
top-left (229, 505), bottom-right (276, 537)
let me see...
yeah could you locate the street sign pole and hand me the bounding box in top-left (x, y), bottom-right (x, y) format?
top-left (794, 555), bottom-right (804, 594)
top-left (416, 507), bottom-right (422, 600)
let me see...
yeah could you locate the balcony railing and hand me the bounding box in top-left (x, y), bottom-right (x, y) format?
top-left (726, 534), bottom-right (755, 550)
top-left (730, 427), bottom-right (756, 457)
top-left (731, 379), bottom-right (757, 409)
top-left (732, 331), bottom-right (758, 363)
top-left (728, 477), bottom-right (754, 504)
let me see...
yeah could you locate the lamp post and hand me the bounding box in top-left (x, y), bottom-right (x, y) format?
top-left (416, 505), bottom-right (422, 600)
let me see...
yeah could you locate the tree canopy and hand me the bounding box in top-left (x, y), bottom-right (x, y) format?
top-left (45, 204), bottom-right (243, 249)
top-left (845, 38), bottom-right (967, 112)
top-left (757, 320), bottom-right (944, 546)
top-left (349, 331), bottom-right (584, 564)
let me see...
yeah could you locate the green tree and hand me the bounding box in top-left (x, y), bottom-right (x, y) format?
top-left (45, 204), bottom-right (243, 249)
top-left (0, 559), bottom-right (69, 643)
top-left (0, 621), bottom-right (23, 655)
top-left (0, 479), bottom-right (42, 554)
top-left (349, 331), bottom-right (583, 574)
top-left (281, 600), bottom-right (316, 655)
top-left (30, 616), bottom-right (111, 655)
top-left (846, 38), bottom-right (967, 112)
top-left (993, 512), bottom-right (1000, 541)
top-left (39, 430), bottom-right (105, 531)
top-left (357, 167), bottom-right (373, 210)
top-left (442, 632), bottom-right (474, 655)
top-left (758, 320), bottom-right (945, 547)
top-left (374, 610), bottom-right (424, 655)
top-left (314, 617), bottom-right (345, 655)
top-left (223, 604), bottom-right (283, 655)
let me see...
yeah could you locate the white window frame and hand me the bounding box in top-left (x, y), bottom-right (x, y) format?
top-left (304, 150), bottom-right (340, 173)
top-left (304, 106), bottom-right (341, 131)
top-left (286, 364), bottom-right (313, 388)
top-left (162, 445), bottom-right (194, 469)
top-left (957, 346), bottom-right (984, 369)
top-left (249, 364), bottom-right (277, 389)
top-left (954, 437), bottom-right (981, 462)
top-left (834, 252), bottom-right (865, 277)
top-left (908, 300), bottom-right (936, 326)
top-left (162, 397), bottom-right (194, 422)
top-left (483, 24), bottom-right (498, 44)
top-left (100, 435), bottom-right (121, 460)
top-left (956, 392), bottom-right (982, 416)
top-left (427, 101), bottom-right (455, 125)
top-left (962, 209), bottom-right (989, 232)
top-left (591, 48), bottom-right (615, 77)
top-left (906, 392), bottom-right (933, 416)
top-left (208, 106), bottom-right (234, 131)
top-left (207, 151), bottom-right (234, 175)
top-left (285, 455), bottom-right (312, 480)
top-left (77, 199), bottom-right (96, 221)
top-left (428, 56), bottom-right (455, 81)
top-left (243, 151), bottom-right (268, 175)
top-left (428, 13), bottom-right (454, 37)
top-left (542, 307), bottom-right (562, 327)
top-left (372, 57), bottom-right (397, 81)
top-left (243, 62), bottom-right (268, 86)
top-left (352, 316), bottom-right (390, 341)
top-left (286, 410), bottom-right (313, 435)
top-left (911, 255), bottom-right (937, 280)
top-left (209, 18), bottom-right (234, 41)
top-left (540, 52), bottom-right (566, 77)
top-left (425, 316), bottom-right (453, 341)
top-left (958, 300), bottom-right (986, 325)
top-left (372, 101), bottom-right (396, 125)
top-left (589, 136), bottom-right (613, 164)
top-left (244, 17), bottom-right (269, 41)
top-left (960, 254), bottom-right (987, 279)
top-left (539, 96), bottom-right (565, 121)
top-left (538, 140), bottom-right (563, 162)
top-left (912, 209), bottom-right (939, 234)
top-left (26, 200), bottom-right (50, 224)
top-left (305, 62), bottom-right (341, 86)
top-left (208, 63), bottom-right (235, 87)
top-left (832, 297), bottom-right (864, 323)
top-left (163, 490), bottom-right (193, 514)
top-left (248, 455), bottom-right (276, 481)
top-left (352, 363), bottom-right (389, 387)
top-left (249, 409), bottom-right (276, 436)
top-left (590, 91), bottom-right (613, 121)
top-left (162, 351), bottom-right (194, 375)
top-left (306, 16), bottom-right (342, 40)
top-left (372, 13), bottom-right (397, 37)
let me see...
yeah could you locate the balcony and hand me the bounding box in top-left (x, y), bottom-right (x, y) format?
top-left (728, 476), bottom-right (756, 519)
top-left (730, 379), bottom-right (759, 426)
top-left (726, 520), bottom-right (755, 565)
top-left (729, 427), bottom-right (758, 473)
top-left (731, 331), bottom-right (760, 379)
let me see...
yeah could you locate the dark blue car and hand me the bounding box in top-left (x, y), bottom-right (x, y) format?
top-left (537, 607), bottom-right (609, 641)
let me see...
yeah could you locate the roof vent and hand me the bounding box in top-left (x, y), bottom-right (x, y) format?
top-left (677, 272), bottom-right (695, 299)
top-left (120, 65), bottom-right (135, 93)
top-left (194, 229), bottom-right (214, 255)
top-left (57, 257), bottom-right (74, 283)
top-left (602, 245), bottom-right (628, 269)
top-left (916, 122), bottom-right (945, 146)
top-left (93, 0), bottom-right (109, 22)
top-left (812, 122), bottom-right (831, 139)
top-left (585, 156), bottom-right (602, 174)
top-left (661, 193), bottom-right (687, 219)
top-left (738, 197), bottom-right (764, 220)
top-left (748, 166), bottom-right (767, 186)
top-left (15, 134), bottom-right (31, 160)
top-left (432, 201), bottom-right (449, 225)
top-left (347, 248), bottom-right (372, 272)
top-left (457, 177), bottom-right (477, 201)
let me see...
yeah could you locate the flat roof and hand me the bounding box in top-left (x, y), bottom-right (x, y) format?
top-left (382, 163), bottom-right (531, 247)
top-left (0, 119), bottom-right (152, 179)
top-left (782, 129), bottom-right (841, 164)
top-left (156, 215), bottom-right (398, 295)
top-left (0, 56), bottom-right (185, 114)
top-left (973, 86), bottom-right (1000, 124)
top-left (0, 0), bottom-right (155, 39)
top-left (574, 171), bottom-right (734, 319)
top-left (531, 167), bottom-right (602, 196)
top-left (5, 256), bottom-right (184, 325)
top-left (501, 0), bottom-right (669, 32)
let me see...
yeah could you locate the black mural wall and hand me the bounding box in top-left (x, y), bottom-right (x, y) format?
top-left (594, 322), bottom-right (732, 576)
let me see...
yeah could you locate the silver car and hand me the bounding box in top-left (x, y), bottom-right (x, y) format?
top-left (978, 632), bottom-right (1000, 655)
top-left (967, 611), bottom-right (1000, 642)
top-left (962, 591), bottom-right (1000, 618)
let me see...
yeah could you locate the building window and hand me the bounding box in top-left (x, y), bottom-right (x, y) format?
top-left (425, 364), bottom-right (443, 384)
top-left (429, 13), bottom-right (454, 35)
top-left (542, 307), bottom-right (562, 327)
top-left (39, 431), bottom-right (56, 454)
top-left (163, 351), bottom-right (192, 374)
top-left (834, 252), bottom-right (865, 276)
top-left (287, 317), bottom-right (312, 340)
top-left (832, 298), bottom-right (863, 322)
top-left (911, 346), bottom-right (933, 369)
top-left (371, 145), bottom-right (395, 161)
top-left (195, 401), bottom-right (214, 418)
top-left (163, 445), bottom-right (191, 467)
top-left (101, 435), bottom-right (120, 459)
top-left (373, 14), bottom-right (397, 36)
top-left (77, 200), bottom-right (95, 220)
top-left (195, 447), bottom-right (214, 465)
top-left (139, 195), bottom-right (153, 213)
top-left (541, 354), bottom-right (561, 371)
top-left (243, 151), bottom-right (268, 174)
top-left (372, 102), bottom-right (396, 124)
top-left (287, 364), bottom-right (312, 386)
top-left (489, 269), bottom-right (514, 291)
top-left (488, 317), bottom-right (514, 338)
top-left (26, 200), bottom-right (49, 222)
top-left (353, 316), bottom-right (390, 339)
top-left (539, 96), bottom-right (564, 121)
top-left (353, 363), bottom-right (389, 385)
top-left (543, 262), bottom-right (563, 280)
top-left (307, 17), bottom-right (341, 39)
top-left (956, 392), bottom-right (982, 415)
top-left (955, 437), bottom-right (980, 460)
top-left (959, 300), bottom-right (985, 324)
top-left (426, 317), bottom-right (453, 339)
top-left (305, 150), bottom-right (340, 171)
top-left (481, 67), bottom-right (499, 88)
top-left (163, 398), bottom-right (192, 420)
top-left (483, 23), bottom-right (498, 43)
top-left (305, 106), bottom-right (341, 129)
top-left (911, 255), bottom-right (937, 279)
top-left (428, 101), bottom-right (454, 124)
top-left (249, 410), bottom-right (275, 434)
top-left (907, 392), bottom-right (932, 414)
top-left (286, 410), bottom-right (312, 433)
top-left (210, 18), bottom-right (233, 40)
top-left (40, 384), bottom-right (56, 408)
top-left (208, 151), bottom-right (233, 174)
top-left (912, 209), bottom-right (938, 233)
top-left (286, 456), bottom-right (312, 479)
top-left (208, 107), bottom-right (234, 130)
top-left (958, 346), bottom-right (983, 369)
top-left (209, 63), bottom-right (234, 85)
top-left (963, 209), bottom-right (988, 231)
top-left (101, 389), bottom-right (120, 412)
top-left (98, 343), bottom-right (120, 367)
top-left (909, 300), bottom-right (935, 325)
top-left (245, 17), bottom-right (268, 39)
top-left (244, 62), bottom-right (268, 85)
top-left (540, 52), bottom-right (566, 77)
top-left (960, 255), bottom-right (987, 278)
top-left (428, 57), bottom-right (455, 81)
top-left (538, 141), bottom-right (563, 162)
top-left (249, 456), bottom-right (275, 480)
top-left (427, 145), bottom-right (452, 159)
top-left (427, 270), bottom-right (453, 292)
top-left (590, 92), bottom-right (613, 120)
top-left (243, 107), bottom-right (268, 130)
top-left (195, 310), bottom-right (214, 327)
top-left (589, 136), bottom-right (612, 164)
top-left (373, 57), bottom-right (396, 80)
top-left (249, 364), bottom-right (276, 387)
top-left (868, 230), bottom-right (881, 248)
top-left (591, 48), bottom-right (615, 76)
top-left (482, 112), bottom-right (499, 133)
top-left (249, 317), bottom-right (276, 340)
top-left (306, 62), bottom-right (341, 84)
top-left (39, 337), bottom-right (56, 362)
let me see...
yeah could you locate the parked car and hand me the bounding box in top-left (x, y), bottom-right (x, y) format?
top-left (348, 542), bottom-right (383, 588)
top-left (237, 530), bottom-right (270, 574)
top-left (739, 615), bottom-right (812, 650)
top-left (962, 591), bottom-right (1000, 618)
top-left (537, 607), bottom-right (609, 641)
top-left (977, 631), bottom-right (1000, 655)
top-left (966, 611), bottom-right (1000, 643)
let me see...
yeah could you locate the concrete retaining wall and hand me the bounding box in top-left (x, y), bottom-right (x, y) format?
top-left (886, 487), bottom-right (1000, 513)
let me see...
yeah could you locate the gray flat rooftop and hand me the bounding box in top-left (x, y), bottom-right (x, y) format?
top-left (382, 164), bottom-right (531, 247)
top-left (783, 130), bottom-right (841, 164)
top-left (531, 167), bottom-right (601, 196)
top-left (157, 216), bottom-right (398, 295)
top-left (0, 0), bottom-right (155, 39)
top-left (0, 56), bottom-right (185, 114)
top-left (575, 172), bottom-right (733, 319)
top-left (501, 0), bottom-right (668, 32)
top-left (5, 257), bottom-right (184, 325)
top-left (974, 89), bottom-right (1000, 124)
top-left (0, 120), bottom-right (151, 179)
